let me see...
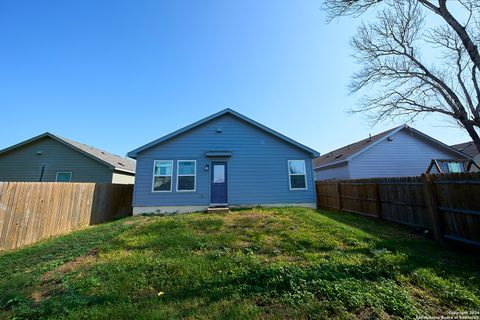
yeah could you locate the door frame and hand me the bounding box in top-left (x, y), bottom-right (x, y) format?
top-left (210, 161), bottom-right (228, 205)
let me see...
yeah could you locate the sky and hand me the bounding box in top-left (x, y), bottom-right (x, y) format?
top-left (0, 0), bottom-right (473, 157)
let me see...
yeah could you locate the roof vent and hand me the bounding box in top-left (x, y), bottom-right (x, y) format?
top-left (216, 127), bottom-right (223, 133)
top-left (118, 162), bottom-right (125, 166)
top-left (36, 150), bottom-right (43, 155)
top-left (335, 154), bottom-right (343, 159)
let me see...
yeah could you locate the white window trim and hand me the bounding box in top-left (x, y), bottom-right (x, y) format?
top-left (176, 160), bottom-right (196, 192)
top-left (288, 160), bottom-right (307, 190)
top-left (55, 172), bottom-right (72, 182)
top-left (152, 160), bottom-right (173, 193)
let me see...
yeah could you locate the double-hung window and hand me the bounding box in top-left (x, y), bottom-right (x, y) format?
top-left (153, 160), bottom-right (173, 192)
top-left (288, 160), bottom-right (307, 190)
top-left (177, 160), bottom-right (196, 191)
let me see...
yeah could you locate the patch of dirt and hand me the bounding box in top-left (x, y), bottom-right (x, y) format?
top-left (409, 284), bottom-right (448, 317)
top-left (32, 248), bottom-right (100, 304)
top-left (31, 282), bottom-right (61, 304)
top-left (42, 248), bottom-right (99, 282)
top-left (122, 219), bottom-right (138, 226)
top-left (355, 307), bottom-right (389, 320)
top-left (267, 254), bottom-right (305, 263)
top-left (226, 212), bottom-right (283, 232)
top-left (232, 240), bottom-right (253, 249)
top-left (227, 212), bottom-right (270, 223)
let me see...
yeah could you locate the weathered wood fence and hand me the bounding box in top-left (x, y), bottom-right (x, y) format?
top-left (0, 182), bottom-right (133, 251)
top-left (316, 172), bottom-right (480, 247)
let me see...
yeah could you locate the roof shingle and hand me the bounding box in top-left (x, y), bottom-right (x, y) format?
top-left (53, 134), bottom-right (136, 173)
top-left (451, 141), bottom-right (479, 158)
top-left (313, 126), bottom-right (402, 168)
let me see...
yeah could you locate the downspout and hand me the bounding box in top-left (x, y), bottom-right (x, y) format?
top-left (39, 165), bottom-right (45, 182)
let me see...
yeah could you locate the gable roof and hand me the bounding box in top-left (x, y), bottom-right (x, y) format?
top-left (127, 108), bottom-right (320, 158)
top-left (451, 141), bottom-right (479, 158)
top-left (0, 133), bottom-right (136, 173)
top-left (313, 125), bottom-right (469, 170)
top-left (313, 126), bottom-right (401, 169)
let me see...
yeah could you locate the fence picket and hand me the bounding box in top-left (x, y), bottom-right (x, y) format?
top-left (316, 172), bottom-right (480, 248)
top-left (0, 182), bottom-right (133, 251)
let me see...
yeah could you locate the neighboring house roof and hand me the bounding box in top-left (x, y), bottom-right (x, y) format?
top-left (127, 108), bottom-right (320, 158)
top-left (0, 132), bottom-right (136, 173)
top-left (451, 141), bottom-right (479, 158)
top-left (314, 125), bottom-right (469, 170)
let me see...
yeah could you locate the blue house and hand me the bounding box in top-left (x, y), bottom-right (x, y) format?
top-left (314, 125), bottom-right (470, 180)
top-left (128, 109), bottom-right (319, 214)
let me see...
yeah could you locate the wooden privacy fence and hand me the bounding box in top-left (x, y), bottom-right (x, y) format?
top-left (316, 172), bottom-right (480, 247)
top-left (0, 182), bottom-right (133, 251)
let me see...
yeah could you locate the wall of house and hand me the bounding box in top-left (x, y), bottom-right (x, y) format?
top-left (112, 171), bottom-right (135, 184)
top-left (315, 162), bottom-right (350, 181)
top-left (348, 129), bottom-right (466, 179)
top-left (132, 114), bottom-right (316, 209)
top-left (0, 137), bottom-right (113, 183)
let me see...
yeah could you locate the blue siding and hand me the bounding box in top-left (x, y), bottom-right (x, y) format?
top-left (315, 163), bottom-right (350, 181)
top-left (348, 129), bottom-right (465, 179)
top-left (133, 114), bottom-right (316, 207)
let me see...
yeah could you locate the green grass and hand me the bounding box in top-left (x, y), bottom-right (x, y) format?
top-left (0, 207), bottom-right (479, 319)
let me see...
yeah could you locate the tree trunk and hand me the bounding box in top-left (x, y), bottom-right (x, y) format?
top-left (463, 122), bottom-right (480, 154)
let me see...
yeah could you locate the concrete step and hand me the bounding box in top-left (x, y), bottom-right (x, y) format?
top-left (207, 206), bottom-right (230, 213)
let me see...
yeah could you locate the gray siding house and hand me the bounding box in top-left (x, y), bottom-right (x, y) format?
top-left (314, 125), bottom-right (469, 180)
top-left (128, 109), bottom-right (319, 214)
top-left (0, 133), bottom-right (135, 183)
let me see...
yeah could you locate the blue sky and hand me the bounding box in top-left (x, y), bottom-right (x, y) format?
top-left (0, 0), bottom-right (472, 157)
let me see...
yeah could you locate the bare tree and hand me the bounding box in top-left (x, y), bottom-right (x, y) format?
top-left (325, 0), bottom-right (480, 152)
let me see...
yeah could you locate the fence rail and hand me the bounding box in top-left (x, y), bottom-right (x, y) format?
top-left (0, 182), bottom-right (133, 251)
top-left (316, 172), bottom-right (480, 247)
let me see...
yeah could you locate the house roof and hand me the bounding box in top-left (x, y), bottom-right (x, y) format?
top-left (313, 125), bottom-right (469, 170)
top-left (0, 133), bottom-right (136, 173)
top-left (451, 141), bottom-right (479, 158)
top-left (127, 108), bottom-right (320, 158)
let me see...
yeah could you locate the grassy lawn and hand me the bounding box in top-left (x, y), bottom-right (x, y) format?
top-left (0, 207), bottom-right (479, 319)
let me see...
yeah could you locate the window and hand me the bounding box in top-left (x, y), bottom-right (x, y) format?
top-left (288, 160), bottom-right (307, 190)
top-left (447, 162), bottom-right (464, 173)
top-left (55, 172), bottom-right (72, 182)
top-left (177, 160), bottom-right (196, 191)
top-left (213, 165), bottom-right (225, 183)
top-left (153, 160), bottom-right (173, 192)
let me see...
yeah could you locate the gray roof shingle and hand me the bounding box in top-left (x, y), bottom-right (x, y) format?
top-left (313, 126), bottom-right (401, 169)
top-left (54, 134), bottom-right (136, 173)
top-left (0, 132), bottom-right (135, 173)
top-left (451, 141), bottom-right (479, 158)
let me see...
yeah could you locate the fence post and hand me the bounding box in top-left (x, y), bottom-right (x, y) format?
top-left (337, 182), bottom-right (343, 211)
top-left (421, 174), bottom-right (443, 243)
top-left (375, 182), bottom-right (383, 220)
